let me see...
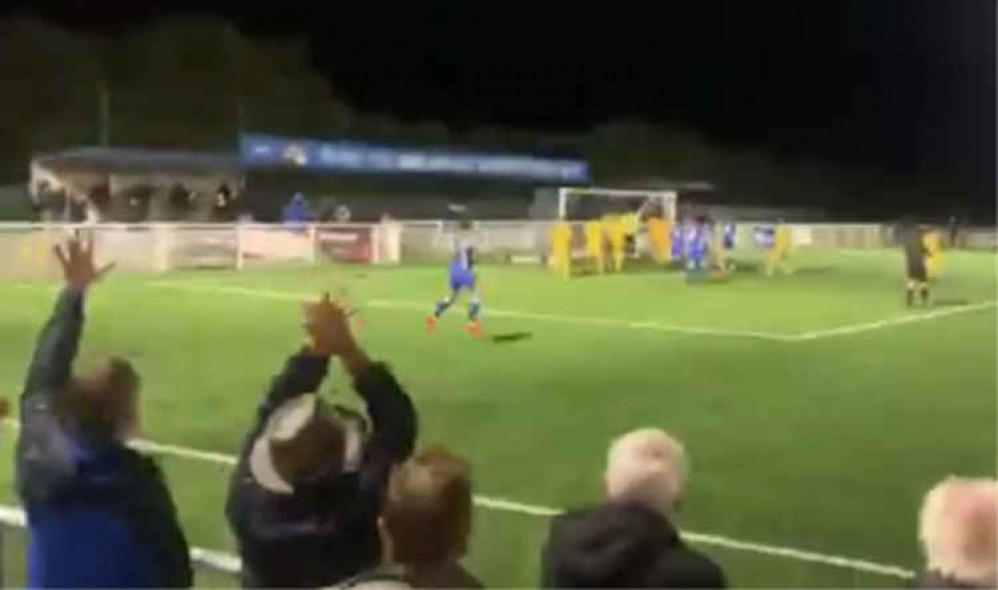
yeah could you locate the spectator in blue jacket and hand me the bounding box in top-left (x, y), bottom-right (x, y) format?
top-left (282, 192), bottom-right (312, 225)
top-left (16, 237), bottom-right (192, 588)
top-left (226, 293), bottom-right (417, 588)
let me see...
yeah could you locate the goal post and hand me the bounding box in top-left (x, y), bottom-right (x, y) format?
top-left (555, 186), bottom-right (677, 221)
top-left (545, 187), bottom-right (679, 275)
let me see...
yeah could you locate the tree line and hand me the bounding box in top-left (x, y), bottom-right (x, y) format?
top-left (0, 15), bottom-right (968, 221)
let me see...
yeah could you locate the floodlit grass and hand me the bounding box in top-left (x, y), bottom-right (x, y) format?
top-left (0, 248), bottom-right (994, 587)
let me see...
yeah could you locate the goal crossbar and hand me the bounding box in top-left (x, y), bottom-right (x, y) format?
top-left (555, 186), bottom-right (677, 220)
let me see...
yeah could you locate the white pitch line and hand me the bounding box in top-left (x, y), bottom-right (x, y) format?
top-left (148, 280), bottom-right (996, 343)
top-left (148, 281), bottom-right (796, 342)
top-left (796, 300), bottom-right (997, 341)
top-left (0, 419), bottom-right (915, 579)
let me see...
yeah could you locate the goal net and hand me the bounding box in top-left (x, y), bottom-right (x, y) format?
top-left (556, 187), bottom-right (676, 222)
top-left (544, 187), bottom-right (678, 264)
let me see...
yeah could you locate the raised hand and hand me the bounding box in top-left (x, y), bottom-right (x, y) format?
top-left (301, 293), bottom-right (357, 357)
top-left (53, 236), bottom-right (115, 292)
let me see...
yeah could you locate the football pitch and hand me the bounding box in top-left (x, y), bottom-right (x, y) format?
top-left (0, 248), bottom-right (995, 587)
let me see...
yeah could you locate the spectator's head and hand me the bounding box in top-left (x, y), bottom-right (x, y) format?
top-left (59, 357), bottom-right (140, 441)
top-left (543, 501), bottom-right (718, 588)
top-left (380, 447), bottom-right (473, 569)
top-left (605, 429), bottom-right (686, 516)
top-left (250, 395), bottom-right (369, 494)
top-left (919, 476), bottom-right (997, 587)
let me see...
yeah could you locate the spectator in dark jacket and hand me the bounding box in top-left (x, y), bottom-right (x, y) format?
top-left (380, 447), bottom-right (483, 588)
top-left (915, 476), bottom-right (996, 588)
top-left (541, 428), bottom-right (725, 588)
top-left (226, 293), bottom-right (417, 588)
top-left (16, 237), bottom-right (192, 588)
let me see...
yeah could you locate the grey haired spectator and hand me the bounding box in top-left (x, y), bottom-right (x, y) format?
top-left (541, 428), bottom-right (725, 588)
top-left (915, 476), bottom-right (996, 588)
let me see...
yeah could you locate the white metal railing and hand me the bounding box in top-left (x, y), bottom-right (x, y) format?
top-left (0, 221), bottom-right (993, 281)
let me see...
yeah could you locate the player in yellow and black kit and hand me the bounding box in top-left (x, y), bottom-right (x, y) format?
top-left (923, 226), bottom-right (943, 281)
top-left (550, 221), bottom-right (572, 279)
top-left (903, 225), bottom-right (931, 307)
top-left (765, 222), bottom-right (792, 276)
top-left (584, 219), bottom-right (606, 274)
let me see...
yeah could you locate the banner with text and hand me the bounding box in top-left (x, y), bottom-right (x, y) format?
top-left (240, 134), bottom-right (589, 184)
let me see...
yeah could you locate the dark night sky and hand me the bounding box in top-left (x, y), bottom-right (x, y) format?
top-left (8, 0), bottom-right (997, 210)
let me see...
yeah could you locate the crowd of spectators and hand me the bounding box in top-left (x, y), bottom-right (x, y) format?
top-left (5, 236), bottom-right (997, 588)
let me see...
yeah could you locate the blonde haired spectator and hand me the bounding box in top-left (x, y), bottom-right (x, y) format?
top-left (381, 447), bottom-right (482, 588)
top-left (916, 476), bottom-right (997, 588)
top-left (334, 447), bottom-right (482, 589)
top-left (605, 428), bottom-right (687, 515)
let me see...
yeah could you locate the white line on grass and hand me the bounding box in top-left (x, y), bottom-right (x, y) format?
top-left (148, 280), bottom-right (995, 343)
top-left (0, 419), bottom-right (916, 579)
top-left (147, 281), bottom-right (798, 342)
top-left (796, 300), bottom-right (997, 340)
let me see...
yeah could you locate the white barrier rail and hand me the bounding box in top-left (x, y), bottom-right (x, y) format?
top-left (1, 221), bottom-right (993, 281)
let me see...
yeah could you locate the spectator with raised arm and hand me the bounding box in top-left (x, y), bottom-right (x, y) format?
top-left (16, 237), bottom-right (192, 588)
top-left (226, 293), bottom-right (417, 587)
top-left (541, 428), bottom-right (725, 588)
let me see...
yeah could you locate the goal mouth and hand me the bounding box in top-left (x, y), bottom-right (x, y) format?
top-left (554, 186), bottom-right (677, 222)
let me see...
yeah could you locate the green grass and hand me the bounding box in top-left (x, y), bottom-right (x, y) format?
top-left (0, 248), bottom-right (995, 587)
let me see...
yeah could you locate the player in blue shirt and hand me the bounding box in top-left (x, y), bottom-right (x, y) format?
top-left (426, 221), bottom-right (483, 337)
top-left (722, 223), bottom-right (736, 250)
top-left (670, 220), bottom-right (684, 262)
top-left (685, 218), bottom-right (709, 282)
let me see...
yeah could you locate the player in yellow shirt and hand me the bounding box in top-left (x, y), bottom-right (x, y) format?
top-left (707, 221), bottom-right (726, 276)
top-left (646, 216), bottom-right (670, 264)
top-left (584, 219), bottom-right (606, 274)
top-left (622, 211), bottom-right (640, 258)
top-left (549, 221), bottom-right (572, 279)
top-left (923, 225), bottom-right (943, 281)
top-left (766, 221), bottom-right (792, 276)
top-left (603, 214), bottom-right (627, 272)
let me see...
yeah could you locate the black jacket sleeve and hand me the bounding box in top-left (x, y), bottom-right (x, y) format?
top-left (354, 363), bottom-right (417, 466)
top-left (17, 289), bottom-right (85, 500)
top-left (353, 363), bottom-right (417, 508)
top-left (22, 288), bottom-right (84, 405)
top-left (125, 453), bottom-right (194, 588)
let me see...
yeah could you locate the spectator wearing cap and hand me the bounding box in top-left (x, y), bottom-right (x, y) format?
top-left (541, 428), bottom-right (725, 588)
top-left (226, 294), bottom-right (417, 588)
top-left (916, 476), bottom-right (997, 588)
top-left (16, 238), bottom-right (191, 588)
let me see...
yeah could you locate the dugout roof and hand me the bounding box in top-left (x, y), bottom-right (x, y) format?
top-left (32, 146), bottom-right (242, 176)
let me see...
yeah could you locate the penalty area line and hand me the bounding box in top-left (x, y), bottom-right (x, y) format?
top-left (0, 419), bottom-right (915, 579)
top-left (148, 280), bottom-right (996, 343)
top-left (147, 280), bottom-right (796, 342)
top-left (795, 300), bottom-right (997, 341)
